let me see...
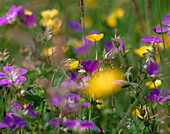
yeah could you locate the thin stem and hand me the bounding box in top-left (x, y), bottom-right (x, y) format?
top-left (156, 0), bottom-right (166, 51)
top-left (95, 40), bottom-right (98, 60)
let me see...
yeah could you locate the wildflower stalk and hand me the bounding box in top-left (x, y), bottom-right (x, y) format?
top-left (156, 0), bottom-right (166, 51)
top-left (95, 40), bottom-right (98, 60)
top-left (88, 97), bottom-right (92, 122)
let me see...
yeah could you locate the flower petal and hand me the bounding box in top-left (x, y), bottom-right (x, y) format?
top-left (162, 14), bottom-right (170, 26)
top-left (0, 17), bottom-right (9, 26)
top-left (3, 66), bottom-right (14, 74)
top-left (0, 79), bottom-right (12, 87)
top-left (156, 26), bottom-right (169, 33)
top-left (147, 59), bottom-right (159, 75)
top-left (0, 72), bottom-right (6, 78)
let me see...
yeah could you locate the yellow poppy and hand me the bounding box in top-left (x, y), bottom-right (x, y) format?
top-left (86, 33), bottom-right (104, 42)
top-left (145, 79), bottom-right (161, 89)
top-left (66, 60), bottom-right (79, 69)
top-left (134, 45), bottom-right (153, 57)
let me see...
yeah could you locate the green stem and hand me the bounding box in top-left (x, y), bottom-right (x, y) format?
top-left (156, 0), bottom-right (166, 51)
top-left (89, 97), bottom-right (92, 121)
top-left (95, 40), bottom-right (98, 60)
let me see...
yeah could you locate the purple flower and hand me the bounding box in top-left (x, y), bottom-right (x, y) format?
top-left (104, 41), bottom-right (114, 54)
top-left (9, 103), bottom-right (37, 118)
top-left (67, 73), bottom-right (77, 82)
top-left (18, 8), bottom-right (36, 28)
top-left (68, 21), bottom-right (82, 32)
top-left (49, 119), bottom-right (61, 128)
top-left (146, 58), bottom-right (159, 75)
top-left (0, 5), bottom-right (22, 27)
top-left (146, 89), bottom-right (170, 103)
top-left (154, 14), bottom-right (170, 37)
top-left (0, 66), bottom-right (28, 87)
top-left (82, 60), bottom-right (98, 74)
top-left (60, 120), bottom-right (98, 131)
top-left (0, 115), bottom-right (27, 131)
top-left (51, 95), bottom-right (60, 106)
top-left (64, 93), bottom-right (89, 112)
top-left (23, 14), bottom-right (36, 27)
top-left (141, 36), bottom-right (163, 45)
top-left (23, 106), bottom-right (37, 118)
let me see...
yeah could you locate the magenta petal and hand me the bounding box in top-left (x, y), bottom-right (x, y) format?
top-left (0, 79), bottom-right (12, 87)
top-left (167, 31), bottom-right (170, 37)
top-left (28, 111), bottom-right (37, 118)
top-left (13, 76), bottom-right (26, 83)
top-left (164, 95), bottom-right (170, 101)
top-left (0, 72), bottom-right (6, 78)
top-left (0, 17), bottom-right (9, 26)
top-left (16, 68), bottom-right (28, 75)
top-left (141, 36), bottom-right (152, 44)
top-left (82, 102), bottom-right (89, 107)
top-left (68, 21), bottom-right (82, 32)
top-left (3, 66), bottom-right (14, 73)
top-left (147, 60), bottom-right (159, 75)
top-left (0, 123), bottom-right (7, 128)
top-left (156, 26), bottom-right (169, 33)
top-left (162, 14), bottom-right (170, 26)
top-left (7, 5), bottom-right (16, 16)
top-left (23, 14), bottom-right (36, 27)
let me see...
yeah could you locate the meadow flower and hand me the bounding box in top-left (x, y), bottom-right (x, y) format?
top-left (85, 69), bottom-right (122, 98)
top-left (64, 93), bottom-right (89, 112)
top-left (134, 45), bottom-right (153, 57)
top-left (0, 66), bottom-right (28, 87)
top-left (40, 9), bottom-right (62, 34)
top-left (60, 120), bottom-right (98, 131)
top-left (158, 33), bottom-right (170, 49)
top-left (133, 107), bottom-right (148, 120)
top-left (86, 33), bottom-right (104, 42)
top-left (0, 115), bottom-right (27, 131)
top-left (106, 8), bottom-right (124, 27)
top-left (85, 0), bottom-right (98, 9)
top-left (18, 9), bottom-right (36, 27)
top-left (141, 36), bottom-right (163, 46)
top-left (82, 60), bottom-right (98, 74)
top-left (146, 89), bottom-right (170, 103)
top-left (146, 58), bottom-right (159, 75)
top-left (49, 119), bottom-right (61, 128)
top-left (145, 79), bottom-right (161, 88)
top-left (154, 14), bottom-right (170, 37)
top-left (65, 60), bottom-right (79, 70)
top-left (68, 21), bottom-right (82, 32)
top-left (0, 5), bottom-right (22, 26)
top-left (9, 104), bottom-right (37, 118)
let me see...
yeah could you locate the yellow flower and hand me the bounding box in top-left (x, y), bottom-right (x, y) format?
top-left (85, 0), bottom-right (98, 9)
top-left (40, 46), bottom-right (56, 56)
top-left (73, 40), bottom-right (82, 48)
top-left (85, 69), bottom-right (122, 98)
top-left (114, 8), bottom-right (124, 18)
top-left (158, 33), bottom-right (170, 49)
top-left (95, 99), bottom-right (103, 109)
top-left (82, 17), bottom-right (92, 28)
top-left (41, 9), bottom-right (59, 19)
top-left (106, 8), bottom-right (124, 27)
top-left (66, 60), bottom-right (79, 69)
top-left (86, 33), bottom-right (104, 42)
top-left (133, 108), bottom-right (148, 119)
top-left (145, 79), bottom-right (161, 89)
top-left (25, 9), bottom-right (33, 15)
top-left (134, 45), bottom-right (153, 57)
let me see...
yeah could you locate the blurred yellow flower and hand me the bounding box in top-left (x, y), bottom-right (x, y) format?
top-left (114, 8), bottom-right (124, 18)
top-left (95, 99), bottom-right (103, 109)
top-left (106, 8), bottom-right (124, 27)
top-left (73, 40), bottom-right (82, 48)
top-left (158, 33), bottom-right (170, 49)
top-left (134, 45), bottom-right (153, 57)
top-left (145, 79), bottom-right (161, 89)
top-left (85, 0), bottom-right (98, 9)
top-left (85, 69), bottom-right (122, 98)
top-left (66, 60), bottom-right (79, 70)
top-left (82, 17), bottom-right (92, 28)
top-left (40, 9), bottom-right (62, 35)
top-left (41, 9), bottom-right (59, 19)
top-left (25, 9), bottom-right (33, 15)
top-left (86, 33), bottom-right (104, 42)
